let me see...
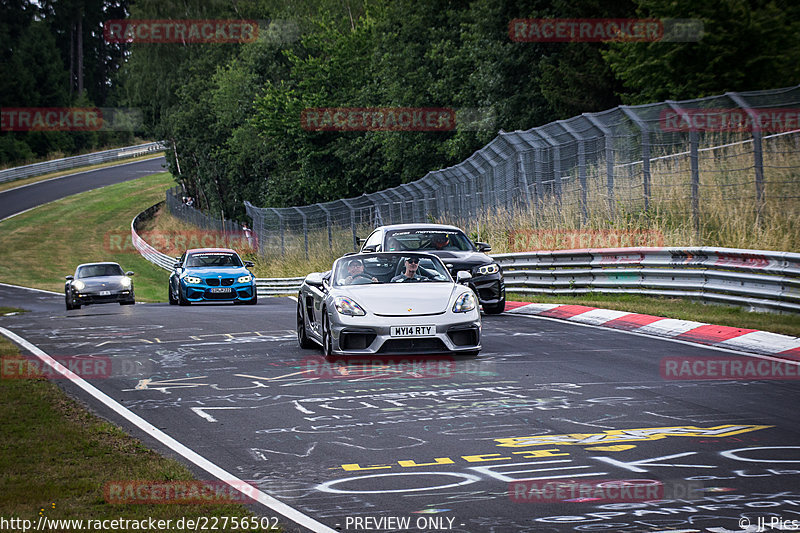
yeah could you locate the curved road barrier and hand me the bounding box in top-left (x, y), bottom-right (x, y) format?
top-left (134, 201), bottom-right (799, 310)
top-left (0, 141), bottom-right (167, 184)
top-left (494, 247), bottom-right (800, 313)
top-left (132, 204), bottom-right (303, 296)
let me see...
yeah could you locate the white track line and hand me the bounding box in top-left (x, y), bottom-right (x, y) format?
top-left (507, 312), bottom-right (800, 365)
top-left (0, 326), bottom-right (336, 533)
top-left (0, 281), bottom-right (61, 295)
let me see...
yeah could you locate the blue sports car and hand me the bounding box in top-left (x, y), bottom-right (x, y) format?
top-left (168, 248), bottom-right (258, 305)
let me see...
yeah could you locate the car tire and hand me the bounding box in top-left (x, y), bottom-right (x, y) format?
top-left (322, 311), bottom-right (333, 358)
top-left (178, 287), bottom-right (190, 306)
top-left (245, 291), bottom-right (258, 305)
top-left (483, 297), bottom-right (506, 315)
top-left (120, 299), bottom-right (135, 305)
top-left (168, 284), bottom-right (177, 305)
top-left (297, 302), bottom-right (314, 349)
top-left (65, 295), bottom-right (74, 310)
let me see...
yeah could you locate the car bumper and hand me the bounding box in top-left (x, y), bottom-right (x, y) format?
top-left (181, 283), bottom-right (257, 302)
top-left (470, 273), bottom-right (505, 306)
top-left (73, 290), bottom-right (134, 305)
top-left (329, 312), bottom-right (481, 355)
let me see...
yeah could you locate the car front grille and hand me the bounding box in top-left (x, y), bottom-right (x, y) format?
top-left (222, 278), bottom-right (235, 286)
top-left (206, 278), bottom-right (220, 286)
top-left (378, 338), bottom-right (447, 354)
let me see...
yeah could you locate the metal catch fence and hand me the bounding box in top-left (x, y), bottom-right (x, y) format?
top-left (239, 85), bottom-right (800, 257)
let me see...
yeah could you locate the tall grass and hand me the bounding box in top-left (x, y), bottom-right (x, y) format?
top-left (467, 134), bottom-right (800, 253)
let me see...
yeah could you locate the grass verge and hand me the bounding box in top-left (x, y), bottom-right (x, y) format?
top-left (0, 152), bottom-right (166, 194)
top-left (0, 172), bottom-right (174, 302)
top-left (508, 292), bottom-right (800, 338)
top-left (0, 328), bottom-right (272, 529)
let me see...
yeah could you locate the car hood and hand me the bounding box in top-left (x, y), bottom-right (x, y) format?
top-left (425, 251), bottom-right (493, 269)
top-left (335, 283), bottom-right (460, 315)
top-left (182, 267), bottom-right (250, 278)
top-left (76, 276), bottom-right (128, 290)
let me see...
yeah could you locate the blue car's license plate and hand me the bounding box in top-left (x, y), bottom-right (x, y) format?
top-left (209, 288), bottom-right (231, 293)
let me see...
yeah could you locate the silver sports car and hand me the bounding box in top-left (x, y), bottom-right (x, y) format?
top-left (296, 252), bottom-right (481, 356)
top-left (65, 262), bottom-right (135, 310)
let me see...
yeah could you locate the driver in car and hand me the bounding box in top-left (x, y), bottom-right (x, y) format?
top-left (343, 259), bottom-right (378, 284)
top-left (391, 257), bottom-right (426, 282)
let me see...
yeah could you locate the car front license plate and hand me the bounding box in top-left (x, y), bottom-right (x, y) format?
top-left (99, 291), bottom-right (111, 296)
top-left (390, 325), bottom-right (435, 337)
top-left (209, 288), bottom-right (231, 293)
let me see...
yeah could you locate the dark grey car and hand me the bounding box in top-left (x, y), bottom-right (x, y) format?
top-left (65, 262), bottom-right (135, 310)
top-left (360, 224), bottom-right (505, 314)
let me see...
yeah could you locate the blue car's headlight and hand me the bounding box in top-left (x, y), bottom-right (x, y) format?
top-left (475, 263), bottom-right (500, 276)
top-left (453, 292), bottom-right (476, 313)
top-left (237, 275), bottom-right (253, 283)
top-left (184, 276), bottom-right (202, 285)
top-left (334, 296), bottom-right (366, 316)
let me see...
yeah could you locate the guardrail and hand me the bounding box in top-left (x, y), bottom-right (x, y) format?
top-left (133, 202), bottom-right (800, 310)
top-left (0, 141), bottom-right (167, 184)
top-left (131, 203), bottom-right (303, 296)
top-left (493, 247), bottom-right (800, 313)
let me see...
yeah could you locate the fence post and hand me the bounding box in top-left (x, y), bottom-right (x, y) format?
top-left (340, 198), bottom-right (359, 251)
top-left (558, 120), bottom-right (588, 225)
top-left (269, 208), bottom-right (284, 256)
top-left (317, 204), bottom-right (333, 250)
top-left (667, 102), bottom-right (701, 235)
top-left (728, 92), bottom-right (765, 211)
top-left (585, 113), bottom-right (615, 216)
top-left (535, 129), bottom-right (562, 204)
top-left (293, 207), bottom-right (309, 259)
top-left (620, 107), bottom-right (652, 212)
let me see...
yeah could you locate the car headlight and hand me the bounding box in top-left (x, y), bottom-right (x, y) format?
top-left (475, 263), bottom-right (500, 276)
top-left (453, 292), bottom-right (476, 313)
top-left (121, 277), bottom-right (132, 288)
top-left (72, 280), bottom-right (85, 291)
top-left (184, 276), bottom-right (202, 285)
top-left (334, 296), bottom-right (366, 316)
top-left (237, 275), bottom-right (253, 283)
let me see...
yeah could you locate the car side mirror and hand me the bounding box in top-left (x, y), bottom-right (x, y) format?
top-left (362, 244), bottom-right (377, 252)
top-left (173, 261), bottom-right (181, 269)
top-left (65, 275), bottom-right (74, 281)
top-left (456, 271), bottom-right (472, 284)
top-left (475, 242), bottom-right (492, 252)
top-left (244, 261), bottom-right (254, 268)
top-left (126, 271), bottom-right (134, 276)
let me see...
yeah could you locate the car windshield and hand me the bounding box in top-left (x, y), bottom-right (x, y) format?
top-left (385, 229), bottom-right (474, 252)
top-left (77, 264), bottom-right (124, 278)
top-left (185, 252), bottom-right (243, 268)
top-left (333, 253), bottom-right (452, 286)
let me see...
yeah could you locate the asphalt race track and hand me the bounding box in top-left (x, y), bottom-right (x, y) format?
top-left (2, 286), bottom-right (800, 533)
top-left (0, 156), bottom-right (166, 221)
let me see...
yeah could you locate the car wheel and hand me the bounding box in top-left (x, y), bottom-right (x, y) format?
top-left (65, 295), bottom-right (73, 310)
top-left (168, 284), bottom-right (177, 305)
top-left (297, 302), bottom-right (314, 349)
top-left (322, 311), bottom-right (333, 358)
top-left (483, 297), bottom-right (506, 315)
top-left (245, 291), bottom-right (258, 305)
top-left (178, 287), bottom-right (190, 306)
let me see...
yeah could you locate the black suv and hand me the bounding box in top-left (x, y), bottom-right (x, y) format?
top-left (360, 224), bottom-right (505, 314)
